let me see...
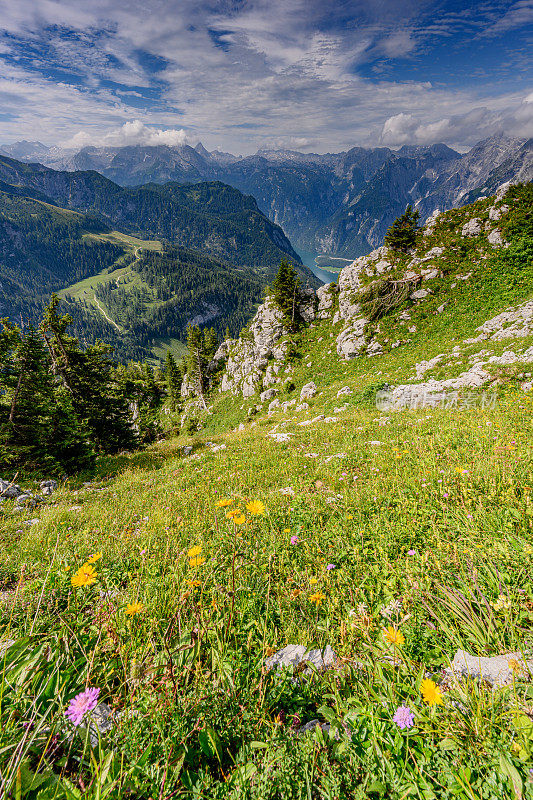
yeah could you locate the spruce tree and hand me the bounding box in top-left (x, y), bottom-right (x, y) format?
top-left (384, 205), bottom-right (420, 252)
top-left (165, 351), bottom-right (182, 411)
top-left (186, 325), bottom-right (207, 409)
top-left (271, 259), bottom-right (301, 329)
top-left (203, 327), bottom-right (218, 361)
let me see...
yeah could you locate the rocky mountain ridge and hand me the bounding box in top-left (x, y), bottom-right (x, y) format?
top-left (204, 180), bottom-right (533, 418)
top-left (3, 135), bottom-right (531, 259)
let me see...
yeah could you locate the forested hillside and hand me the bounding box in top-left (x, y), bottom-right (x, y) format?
top-left (0, 156), bottom-right (312, 281)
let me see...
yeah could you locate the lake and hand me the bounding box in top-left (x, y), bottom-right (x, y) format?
top-left (296, 249), bottom-right (339, 285)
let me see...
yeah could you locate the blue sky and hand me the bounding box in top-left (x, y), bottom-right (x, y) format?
top-left (0, 0), bottom-right (531, 153)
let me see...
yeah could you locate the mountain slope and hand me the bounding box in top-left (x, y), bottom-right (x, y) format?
top-left (0, 156), bottom-right (312, 284)
top-left (8, 135), bottom-right (530, 259)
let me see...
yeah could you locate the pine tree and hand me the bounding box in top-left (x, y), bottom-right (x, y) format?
top-left (165, 351), bottom-right (182, 411)
top-left (186, 325), bottom-right (207, 409)
top-left (384, 205), bottom-right (420, 252)
top-left (271, 259), bottom-right (301, 329)
top-left (203, 327), bottom-right (218, 361)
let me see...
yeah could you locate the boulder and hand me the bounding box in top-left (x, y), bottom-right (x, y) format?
top-left (461, 218), bottom-right (482, 237)
top-left (260, 387), bottom-right (278, 402)
top-left (410, 288), bottom-right (432, 301)
top-left (336, 317), bottom-right (367, 359)
top-left (300, 382), bottom-right (317, 400)
top-left (0, 479), bottom-right (22, 499)
top-left (316, 283), bottom-right (338, 318)
top-left (487, 229), bottom-right (504, 247)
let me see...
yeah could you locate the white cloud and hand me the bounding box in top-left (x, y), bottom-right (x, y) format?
top-left (64, 120), bottom-right (191, 148)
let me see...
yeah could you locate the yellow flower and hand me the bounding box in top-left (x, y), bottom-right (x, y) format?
top-left (309, 592), bottom-right (326, 606)
top-left (87, 552), bottom-right (102, 563)
top-left (421, 678), bottom-right (443, 706)
top-left (508, 658), bottom-right (522, 673)
top-left (455, 467), bottom-right (469, 475)
top-left (188, 555), bottom-right (206, 568)
top-left (187, 544), bottom-right (202, 559)
top-left (186, 579), bottom-right (202, 588)
top-left (71, 563), bottom-right (97, 588)
top-left (346, 515), bottom-right (353, 520)
top-left (309, 577), bottom-right (318, 585)
top-left (492, 594), bottom-right (511, 611)
top-left (246, 500), bottom-right (265, 516)
top-left (226, 507), bottom-right (242, 519)
top-left (125, 602), bottom-right (145, 616)
top-left (216, 497), bottom-right (233, 507)
top-left (382, 626), bottom-right (405, 647)
top-left (233, 514), bottom-right (246, 525)
top-left (283, 528), bottom-right (291, 533)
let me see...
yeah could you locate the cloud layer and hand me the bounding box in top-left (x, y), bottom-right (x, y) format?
top-left (0, 0), bottom-right (531, 153)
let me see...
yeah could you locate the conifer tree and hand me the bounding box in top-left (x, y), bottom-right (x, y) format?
top-left (203, 327), bottom-right (218, 361)
top-left (384, 205), bottom-right (420, 252)
top-left (186, 325), bottom-right (207, 409)
top-left (165, 351), bottom-right (182, 411)
top-left (271, 259), bottom-right (301, 330)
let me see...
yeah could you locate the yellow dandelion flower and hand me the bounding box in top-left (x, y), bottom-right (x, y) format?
top-left (215, 497), bottom-right (234, 507)
top-left (283, 528), bottom-right (291, 533)
top-left (188, 555), bottom-right (206, 568)
top-left (309, 577), bottom-right (318, 585)
top-left (382, 626), bottom-right (405, 647)
top-left (421, 678), bottom-right (443, 706)
top-left (125, 602), bottom-right (145, 616)
top-left (346, 515), bottom-right (353, 520)
top-left (71, 563), bottom-right (97, 588)
top-left (233, 514), bottom-right (246, 525)
top-left (455, 467), bottom-right (469, 475)
top-left (309, 592), bottom-right (326, 606)
top-left (246, 500), bottom-right (265, 516)
top-left (187, 544), bottom-right (202, 559)
top-left (226, 507), bottom-right (242, 519)
top-left (87, 552), bottom-right (102, 563)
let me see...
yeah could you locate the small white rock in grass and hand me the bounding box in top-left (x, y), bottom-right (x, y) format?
top-left (337, 386), bottom-right (352, 397)
top-left (300, 382), bottom-right (318, 400)
top-left (279, 487), bottom-right (295, 496)
top-left (268, 432), bottom-right (292, 442)
top-left (446, 649), bottom-right (533, 687)
top-left (265, 644), bottom-right (337, 674)
top-left (323, 417), bottom-right (338, 423)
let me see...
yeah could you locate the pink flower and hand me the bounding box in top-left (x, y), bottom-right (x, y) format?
top-left (393, 704), bottom-right (414, 729)
top-left (407, 549), bottom-right (416, 556)
top-left (326, 563), bottom-right (336, 570)
top-left (65, 687), bottom-right (100, 727)
top-left (290, 535), bottom-right (299, 545)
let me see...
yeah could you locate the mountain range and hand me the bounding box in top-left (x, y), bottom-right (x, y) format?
top-left (0, 155), bottom-right (314, 361)
top-left (1, 135), bottom-right (531, 258)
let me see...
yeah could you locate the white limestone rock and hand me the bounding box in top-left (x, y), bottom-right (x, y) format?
top-left (265, 644), bottom-right (337, 675)
top-left (316, 283), bottom-right (338, 318)
top-left (461, 218), bottom-right (482, 237)
top-left (300, 382), bottom-right (318, 400)
top-left (447, 649), bottom-right (533, 687)
top-left (487, 228), bottom-right (504, 247)
top-left (336, 317), bottom-right (367, 359)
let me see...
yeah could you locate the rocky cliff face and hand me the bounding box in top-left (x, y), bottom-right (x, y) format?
top-left (215, 180), bottom-right (523, 401)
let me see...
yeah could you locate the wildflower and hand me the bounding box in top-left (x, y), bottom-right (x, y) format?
top-left (188, 555), bottom-right (206, 568)
top-left (187, 545), bottom-right (202, 559)
top-left (492, 594), bottom-right (511, 611)
top-left (290, 535), bottom-right (299, 545)
top-left (65, 687), bottom-right (100, 727)
top-left (393, 705), bottom-right (414, 730)
top-left (283, 528), bottom-right (291, 533)
top-left (309, 592), bottom-right (326, 606)
top-left (246, 500), bottom-right (265, 516)
top-left (382, 626), bottom-right (405, 647)
top-left (455, 467), bottom-right (469, 475)
top-left (87, 553), bottom-right (102, 563)
top-left (310, 577), bottom-right (318, 585)
top-left (326, 563), bottom-right (336, 570)
top-left (380, 598), bottom-right (403, 619)
top-left (71, 563), bottom-right (97, 588)
top-left (226, 507), bottom-right (242, 519)
top-left (508, 658), bottom-right (522, 674)
top-left (233, 514), bottom-right (246, 525)
top-left (407, 549), bottom-right (416, 556)
top-left (216, 497), bottom-right (233, 507)
top-left (125, 602), bottom-right (145, 616)
top-left (421, 678), bottom-right (443, 706)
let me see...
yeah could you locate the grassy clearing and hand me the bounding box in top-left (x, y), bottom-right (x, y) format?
top-left (1, 381), bottom-right (532, 798)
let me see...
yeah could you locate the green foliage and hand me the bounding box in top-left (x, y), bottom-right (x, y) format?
top-left (271, 259), bottom-right (302, 330)
top-left (164, 351), bottom-right (182, 412)
top-left (384, 204), bottom-right (420, 252)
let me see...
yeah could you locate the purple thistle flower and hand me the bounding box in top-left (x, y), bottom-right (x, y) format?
top-left (393, 704), bottom-right (414, 730)
top-left (290, 535), bottom-right (299, 545)
top-left (326, 563), bottom-right (336, 570)
top-left (65, 687), bottom-right (100, 727)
